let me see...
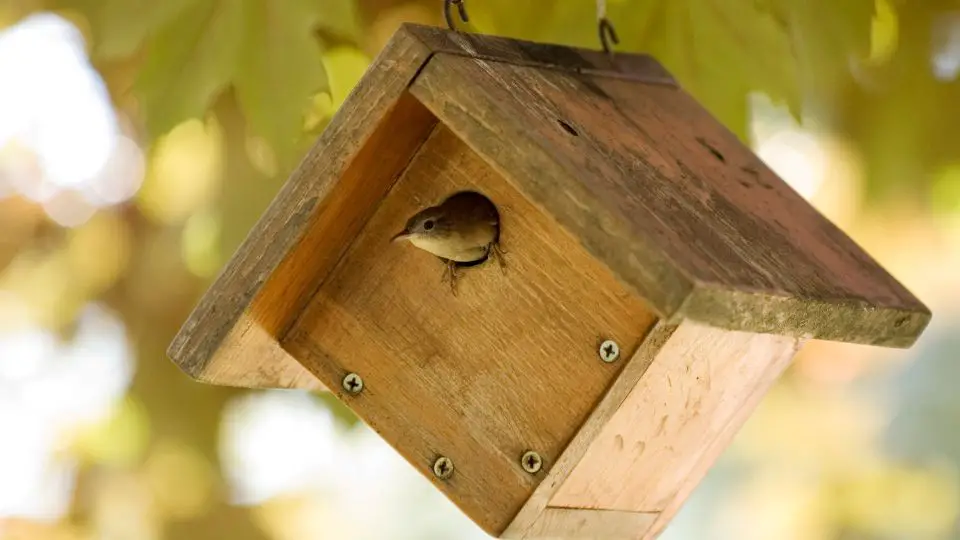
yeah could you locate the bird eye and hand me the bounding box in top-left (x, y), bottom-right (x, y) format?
top-left (423, 220), bottom-right (435, 231)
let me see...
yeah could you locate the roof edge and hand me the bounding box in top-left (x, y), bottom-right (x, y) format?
top-left (400, 23), bottom-right (678, 87)
top-left (670, 282), bottom-right (932, 348)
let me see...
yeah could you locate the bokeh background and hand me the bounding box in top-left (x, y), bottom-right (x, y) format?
top-left (1, 0), bottom-right (959, 538)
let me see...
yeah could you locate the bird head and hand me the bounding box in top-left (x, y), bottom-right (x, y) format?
top-left (390, 206), bottom-right (453, 244)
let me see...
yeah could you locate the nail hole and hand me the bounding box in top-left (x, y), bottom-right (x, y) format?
top-left (696, 137), bottom-right (725, 163)
top-left (557, 119), bottom-right (579, 136)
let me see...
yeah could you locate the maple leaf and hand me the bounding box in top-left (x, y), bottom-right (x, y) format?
top-left (66, 0), bottom-right (359, 167)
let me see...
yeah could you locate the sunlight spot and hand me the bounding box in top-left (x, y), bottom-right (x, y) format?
top-left (41, 188), bottom-right (98, 227)
top-left (0, 13), bottom-right (144, 223)
top-left (66, 211), bottom-right (133, 295)
top-left (220, 391), bottom-right (340, 505)
top-left (220, 390), bottom-right (490, 539)
top-left (144, 439), bottom-right (215, 520)
top-left (756, 129), bottom-right (827, 200)
top-left (181, 210), bottom-right (222, 278)
top-left (869, 0), bottom-right (898, 65)
top-left (137, 118), bottom-right (223, 225)
top-left (0, 303), bottom-right (133, 519)
top-left (0, 13), bottom-right (115, 186)
top-left (82, 135), bottom-right (146, 206)
top-left (932, 13), bottom-right (960, 81)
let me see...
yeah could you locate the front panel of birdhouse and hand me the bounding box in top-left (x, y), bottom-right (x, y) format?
top-left (168, 23), bottom-right (930, 540)
top-left (282, 111), bottom-right (658, 534)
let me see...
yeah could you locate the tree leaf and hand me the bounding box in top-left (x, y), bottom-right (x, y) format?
top-left (134, 0), bottom-right (244, 141)
top-left (313, 0), bottom-right (361, 40)
top-left (768, 0), bottom-right (875, 104)
top-left (94, 0), bottom-right (198, 59)
top-left (59, 0), bottom-right (358, 165)
top-left (233, 0), bottom-right (330, 167)
top-left (834, 3), bottom-right (960, 204)
top-left (613, 0), bottom-right (800, 140)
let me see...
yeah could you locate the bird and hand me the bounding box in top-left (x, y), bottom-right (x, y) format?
top-left (390, 190), bottom-right (506, 294)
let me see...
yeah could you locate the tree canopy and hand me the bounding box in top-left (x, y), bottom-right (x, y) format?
top-left (26, 0), bottom-right (960, 207)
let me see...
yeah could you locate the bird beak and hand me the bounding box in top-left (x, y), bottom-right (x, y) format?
top-left (390, 230), bottom-right (410, 243)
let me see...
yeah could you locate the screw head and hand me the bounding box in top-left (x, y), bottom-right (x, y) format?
top-left (433, 456), bottom-right (454, 479)
top-left (342, 372), bottom-right (364, 394)
top-left (598, 339), bottom-right (620, 363)
top-left (521, 450), bottom-right (543, 474)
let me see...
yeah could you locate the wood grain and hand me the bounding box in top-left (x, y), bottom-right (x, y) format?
top-left (167, 23), bottom-right (685, 388)
top-left (408, 52), bottom-right (930, 348)
top-left (164, 23), bottom-right (933, 539)
top-left (193, 312), bottom-right (326, 390)
top-left (548, 321), bottom-right (803, 513)
top-left (401, 23), bottom-right (676, 86)
top-left (282, 125), bottom-right (657, 535)
top-left (639, 329), bottom-right (805, 539)
top-left (522, 507), bottom-right (659, 540)
top-left (502, 322), bottom-right (675, 538)
top-left (166, 26), bottom-right (438, 387)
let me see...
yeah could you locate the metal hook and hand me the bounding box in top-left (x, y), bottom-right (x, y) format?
top-left (598, 17), bottom-right (619, 56)
top-left (444, 0), bottom-right (469, 31)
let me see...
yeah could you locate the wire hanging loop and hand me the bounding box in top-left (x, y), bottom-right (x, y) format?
top-left (596, 0), bottom-right (618, 55)
top-left (444, 0), bottom-right (470, 31)
top-left (598, 17), bottom-right (619, 55)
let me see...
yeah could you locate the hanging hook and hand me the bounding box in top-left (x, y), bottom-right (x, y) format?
top-left (598, 17), bottom-right (619, 55)
top-left (444, 0), bottom-right (469, 31)
top-left (596, 0), bottom-right (618, 56)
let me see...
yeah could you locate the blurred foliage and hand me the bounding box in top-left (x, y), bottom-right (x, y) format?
top-left (53, 0), bottom-right (360, 166)
top-left (6, 0), bottom-right (958, 206)
top-left (1, 1), bottom-right (960, 539)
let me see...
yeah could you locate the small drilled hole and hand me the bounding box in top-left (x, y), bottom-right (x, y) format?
top-left (557, 119), bottom-right (579, 136)
top-left (697, 137), bottom-right (725, 163)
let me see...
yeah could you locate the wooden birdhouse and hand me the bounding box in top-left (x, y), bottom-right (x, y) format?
top-left (168, 24), bottom-right (931, 540)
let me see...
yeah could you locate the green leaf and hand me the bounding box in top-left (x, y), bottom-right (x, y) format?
top-left (768, 0), bottom-right (875, 102)
top-left (65, 0), bottom-right (358, 167)
top-left (134, 0), bottom-right (244, 140)
top-left (833, 3), bottom-right (960, 205)
top-left (233, 0), bottom-right (330, 166)
top-left (313, 0), bottom-right (361, 40)
top-left (95, 0), bottom-right (198, 59)
top-left (614, 0), bottom-right (800, 140)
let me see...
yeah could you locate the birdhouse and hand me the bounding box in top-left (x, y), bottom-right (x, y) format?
top-left (168, 23), bottom-right (931, 540)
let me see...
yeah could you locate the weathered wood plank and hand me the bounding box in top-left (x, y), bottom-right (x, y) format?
top-left (549, 321), bottom-right (802, 514)
top-left (522, 507), bottom-right (659, 540)
top-left (503, 322), bottom-right (674, 538)
top-left (402, 23), bottom-right (676, 86)
top-left (166, 28), bottom-right (438, 387)
top-left (282, 125), bottom-right (658, 535)
top-left (166, 24), bottom-right (682, 388)
top-left (408, 52), bottom-right (930, 347)
top-left (639, 329), bottom-right (802, 538)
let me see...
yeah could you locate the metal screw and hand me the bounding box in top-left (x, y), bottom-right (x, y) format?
top-left (521, 450), bottom-right (542, 474)
top-left (433, 456), bottom-right (454, 479)
top-left (599, 339), bottom-right (620, 363)
top-left (342, 372), bottom-right (364, 394)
